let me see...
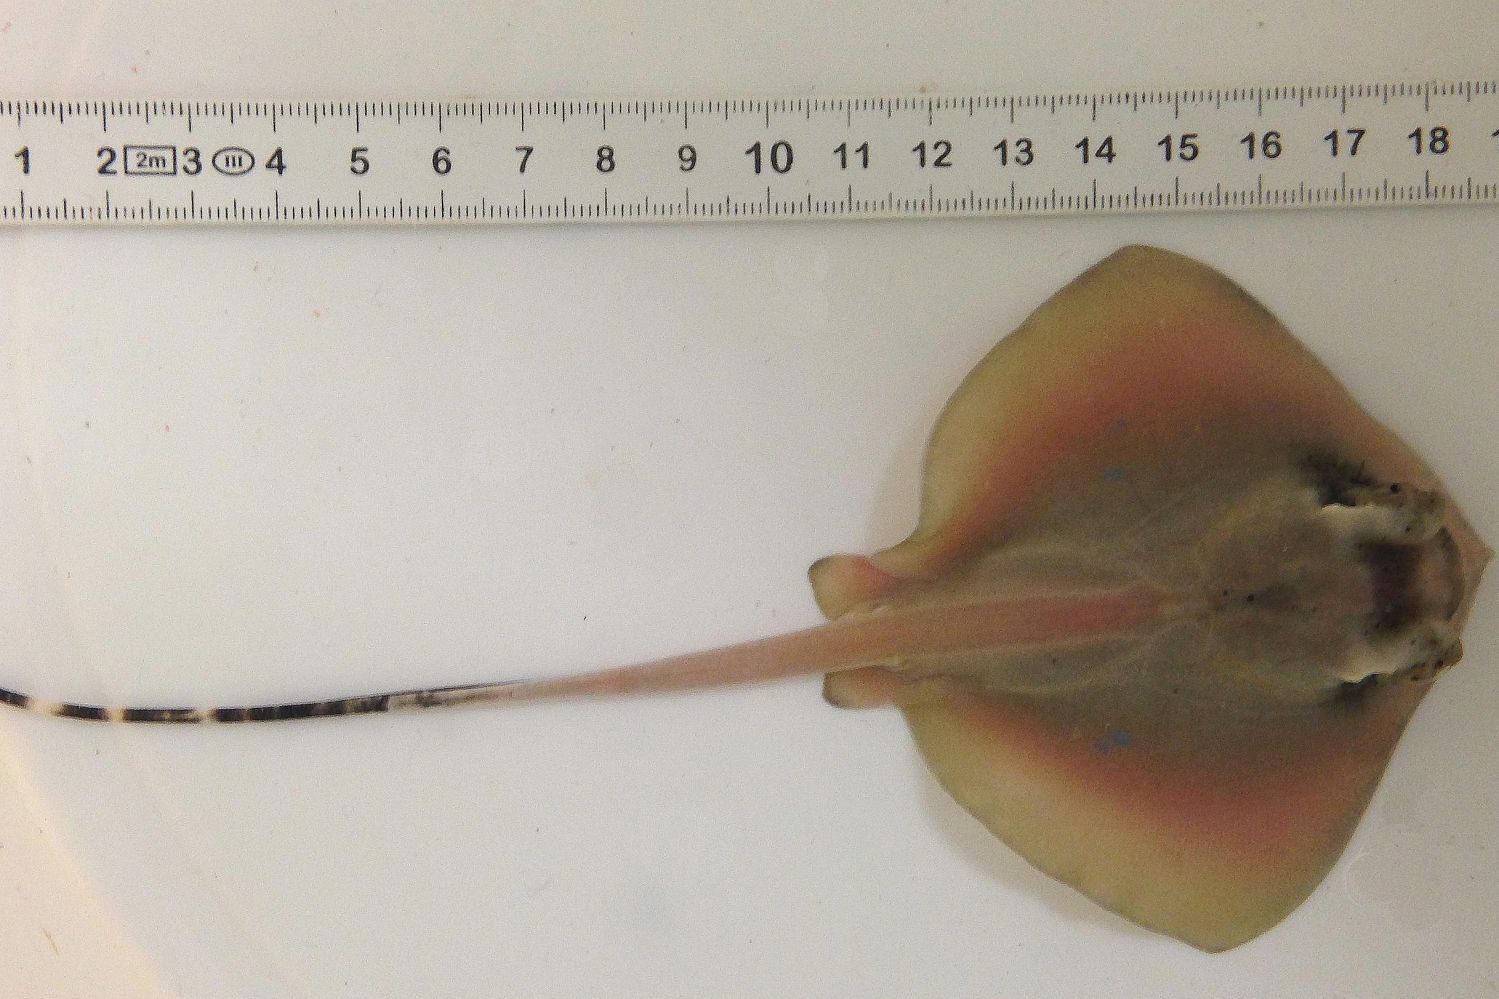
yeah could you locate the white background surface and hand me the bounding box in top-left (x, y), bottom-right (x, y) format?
top-left (1, 3), bottom-right (1497, 997)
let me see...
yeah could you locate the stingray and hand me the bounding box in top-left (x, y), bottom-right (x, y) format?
top-left (0, 245), bottom-right (1489, 951)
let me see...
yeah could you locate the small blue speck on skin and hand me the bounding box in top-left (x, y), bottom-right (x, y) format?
top-left (1093, 728), bottom-right (1133, 754)
top-left (1104, 467), bottom-right (1127, 482)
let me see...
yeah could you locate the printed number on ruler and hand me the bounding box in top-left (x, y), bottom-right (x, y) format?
top-left (3, 81), bottom-right (1498, 225)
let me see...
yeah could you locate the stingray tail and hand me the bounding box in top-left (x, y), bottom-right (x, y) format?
top-left (0, 588), bottom-right (1166, 724)
top-left (0, 680), bottom-right (532, 724)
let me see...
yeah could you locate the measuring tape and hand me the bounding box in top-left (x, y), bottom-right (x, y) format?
top-left (3, 80), bottom-right (1497, 227)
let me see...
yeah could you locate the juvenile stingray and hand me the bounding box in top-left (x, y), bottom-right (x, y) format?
top-left (1, 245), bottom-right (1489, 951)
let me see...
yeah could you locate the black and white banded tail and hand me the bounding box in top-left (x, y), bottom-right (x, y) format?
top-left (0, 682), bottom-right (523, 723)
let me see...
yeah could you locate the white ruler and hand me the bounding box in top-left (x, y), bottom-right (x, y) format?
top-left (3, 81), bottom-right (1497, 226)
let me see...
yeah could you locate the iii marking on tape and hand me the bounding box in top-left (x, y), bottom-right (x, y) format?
top-left (3, 81), bottom-right (1497, 226)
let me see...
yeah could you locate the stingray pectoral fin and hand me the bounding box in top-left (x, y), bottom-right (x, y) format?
top-left (866, 245), bottom-right (1488, 592)
top-left (898, 676), bottom-right (1424, 951)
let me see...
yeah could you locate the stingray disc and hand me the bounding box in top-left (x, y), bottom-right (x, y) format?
top-left (812, 245), bottom-right (1491, 951)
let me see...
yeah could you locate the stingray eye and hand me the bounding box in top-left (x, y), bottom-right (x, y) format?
top-left (1304, 454), bottom-right (1376, 507)
top-left (1309, 460), bottom-right (1445, 549)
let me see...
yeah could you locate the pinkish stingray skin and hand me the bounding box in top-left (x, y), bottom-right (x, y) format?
top-left (3, 246), bottom-right (1488, 952)
top-left (813, 246), bottom-right (1489, 950)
